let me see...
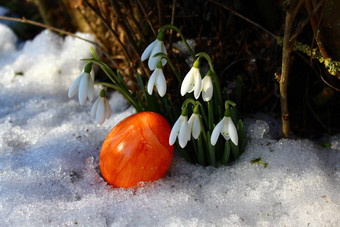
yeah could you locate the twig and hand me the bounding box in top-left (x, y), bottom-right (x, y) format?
top-left (82, 0), bottom-right (133, 64)
top-left (119, 2), bottom-right (146, 42)
top-left (280, 9), bottom-right (294, 138)
top-left (0, 15), bottom-right (120, 69)
top-left (157, 0), bottom-right (164, 26)
top-left (110, 0), bottom-right (140, 58)
top-left (279, 0), bottom-right (304, 138)
top-left (0, 15), bottom-right (99, 47)
top-left (305, 0), bottom-right (333, 63)
top-left (208, 0), bottom-right (277, 39)
top-left (290, 0), bottom-right (325, 42)
top-left (136, 0), bottom-right (156, 36)
top-left (169, 0), bottom-right (176, 45)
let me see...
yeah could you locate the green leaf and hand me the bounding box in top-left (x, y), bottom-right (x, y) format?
top-left (221, 140), bottom-right (231, 165)
top-left (235, 75), bottom-right (243, 107)
top-left (176, 145), bottom-right (193, 163)
top-left (116, 70), bottom-right (129, 91)
top-left (230, 140), bottom-right (239, 160)
top-left (237, 119), bottom-right (245, 153)
top-left (136, 73), bottom-right (159, 112)
top-left (207, 131), bottom-right (216, 167)
top-left (197, 135), bottom-right (206, 166)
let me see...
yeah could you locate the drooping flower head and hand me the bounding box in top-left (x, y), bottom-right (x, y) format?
top-left (91, 89), bottom-right (111, 125)
top-left (188, 105), bottom-right (201, 139)
top-left (147, 61), bottom-right (167, 97)
top-left (201, 70), bottom-right (213, 102)
top-left (180, 58), bottom-right (202, 99)
top-left (169, 108), bottom-right (190, 148)
top-left (141, 32), bottom-right (167, 70)
top-left (210, 101), bottom-right (238, 146)
top-left (68, 62), bottom-right (94, 105)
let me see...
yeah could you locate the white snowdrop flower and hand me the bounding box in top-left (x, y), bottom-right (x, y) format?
top-left (211, 116), bottom-right (238, 146)
top-left (180, 60), bottom-right (202, 99)
top-left (91, 90), bottom-right (111, 125)
top-left (147, 62), bottom-right (166, 97)
top-left (68, 63), bottom-right (94, 105)
top-left (188, 113), bottom-right (201, 139)
top-left (201, 74), bottom-right (213, 102)
top-left (169, 115), bottom-right (190, 148)
top-left (141, 32), bottom-right (167, 70)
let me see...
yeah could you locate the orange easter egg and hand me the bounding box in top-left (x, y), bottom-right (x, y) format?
top-left (99, 112), bottom-right (174, 188)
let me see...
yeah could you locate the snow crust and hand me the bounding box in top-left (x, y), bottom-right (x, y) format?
top-left (0, 23), bottom-right (339, 226)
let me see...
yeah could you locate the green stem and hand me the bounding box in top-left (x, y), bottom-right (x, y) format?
top-left (198, 114), bottom-right (208, 164)
top-left (195, 52), bottom-right (223, 107)
top-left (153, 53), bottom-right (181, 83)
top-left (211, 71), bottom-right (223, 108)
top-left (207, 131), bottom-right (216, 167)
top-left (196, 52), bottom-right (215, 73)
top-left (95, 82), bottom-right (142, 112)
top-left (158, 24), bottom-right (195, 59)
top-left (83, 58), bottom-right (119, 86)
top-left (207, 101), bottom-right (214, 131)
top-left (196, 135), bottom-right (206, 166)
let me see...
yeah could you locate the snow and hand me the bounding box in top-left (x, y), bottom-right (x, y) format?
top-left (0, 22), bottom-right (339, 227)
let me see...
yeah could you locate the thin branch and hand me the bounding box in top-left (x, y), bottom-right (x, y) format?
top-left (157, 0), bottom-right (164, 26)
top-left (279, 1), bottom-right (305, 138)
top-left (305, 0), bottom-right (330, 60)
top-left (136, 0), bottom-right (156, 36)
top-left (208, 0), bottom-right (277, 39)
top-left (109, 0), bottom-right (140, 58)
top-left (0, 15), bottom-right (99, 46)
top-left (82, 0), bottom-right (133, 64)
top-left (0, 15), bottom-right (120, 69)
top-left (168, 0), bottom-right (176, 45)
top-left (290, 0), bottom-right (324, 42)
top-left (280, 9), bottom-right (294, 138)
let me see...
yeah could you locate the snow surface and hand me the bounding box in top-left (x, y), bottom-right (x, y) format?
top-left (0, 21), bottom-right (339, 227)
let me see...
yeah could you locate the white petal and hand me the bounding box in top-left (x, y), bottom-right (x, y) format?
top-left (96, 98), bottom-right (106, 125)
top-left (180, 68), bottom-right (195, 96)
top-left (68, 75), bottom-right (81, 98)
top-left (105, 98), bottom-right (111, 119)
top-left (78, 74), bottom-right (89, 105)
top-left (221, 117), bottom-right (231, 141)
top-left (160, 42), bottom-right (167, 66)
top-left (188, 114), bottom-right (195, 129)
top-left (169, 117), bottom-right (181, 145)
top-left (87, 79), bottom-right (94, 102)
top-left (202, 76), bottom-right (213, 102)
top-left (90, 70), bottom-right (95, 81)
top-left (147, 69), bottom-right (158, 95)
top-left (192, 115), bottom-right (201, 139)
top-left (193, 69), bottom-right (202, 99)
top-left (141, 40), bottom-right (155, 61)
top-left (178, 119), bottom-right (189, 148)
top-left (210, 117), bottom-right (225, 145)
top-left (226, 117), bottom-right (238, 145)
top-left (148, 40), bottom-right (162, 70)
top-left (91, 97), bottom-right (100, 118)
top-left (156, 69), bottom-right (166, 97)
